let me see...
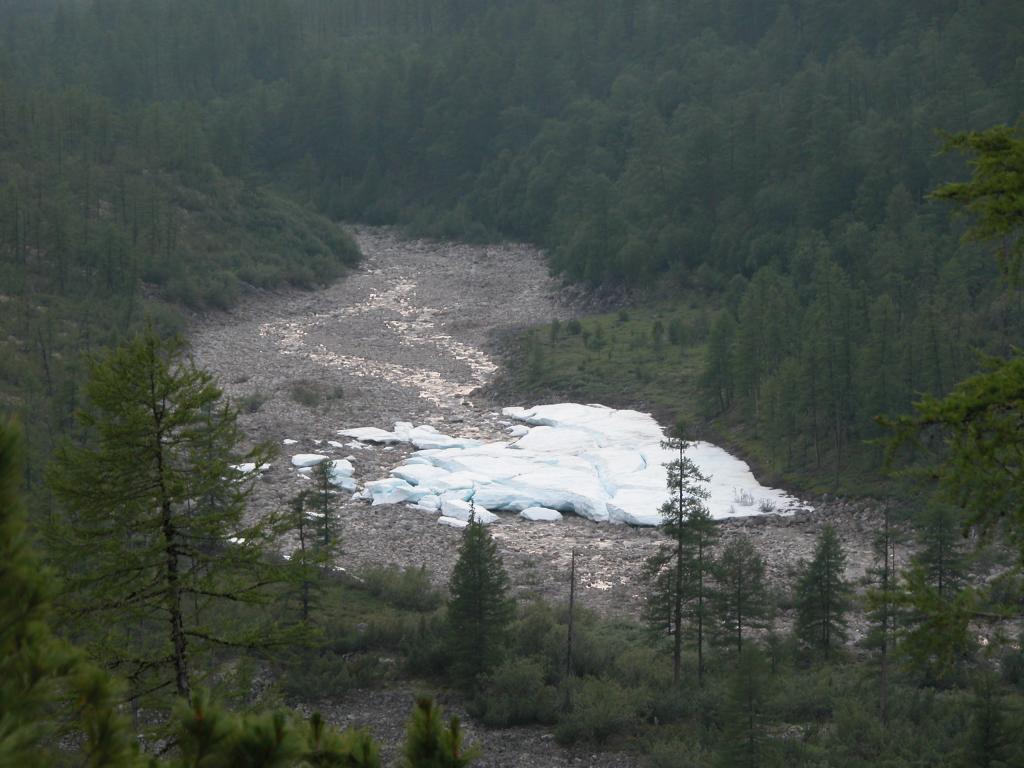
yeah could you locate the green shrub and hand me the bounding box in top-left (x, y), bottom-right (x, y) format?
top-left (566, 319), bottom-right (582, 335)
top-left (278, 648), bottom-right (352, 701)
top-left (509, 601), bottom-right (563, 678)
top-left (668, 317), bottom-right (685, 346)
top-left (401, 614), bottom-right (451, 677)
top-left (477, 658), bottom-right (559, 726)
top-left (555, 677), bottom-right (642, 745)
top-left (358, 565), bottom-right (443, 613)
top-left (238, 390), bottom-right (267, 414)
top-left (290, 379), bottom-right (323, 408)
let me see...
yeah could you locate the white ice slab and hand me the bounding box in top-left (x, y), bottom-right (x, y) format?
top-left (291, 453), bottom-right (329, 468)
top-left (519, 507), bottom-right (563, 522)
top-left (344, 406), bottom-right (806, 525)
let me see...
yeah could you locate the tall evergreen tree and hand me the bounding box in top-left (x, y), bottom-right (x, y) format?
top-left (47, 328), bottom-right (274, 700)
top-left (794, 525), bottom-right (851, 657)
top-left (642, 434), bottom-right (717, 685)
top-left (863, 506), bottom-right (903, 723)
top-left (714, 648), bottom-right (768, 768)
top-left (712, 535), bottom-right (769, 656)
top-left (0, 419), bottom-right (138, 767)
top-left (447, 507), bottom-right (514, 687)
top-left (310, 459), bottom-right (341, 551)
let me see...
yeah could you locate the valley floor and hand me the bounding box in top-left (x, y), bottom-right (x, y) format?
top-left (190, 226), bottom-right (904, 761)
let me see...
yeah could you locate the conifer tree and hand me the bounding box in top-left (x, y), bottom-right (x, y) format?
top-left (47, 328), bottom-right (274, 700)
top-left (892, 504), bottom-right (973, 682)
top-left (311, 459), bottom-right (341, 550)
top-left (276, 480), bottom-right (344, 626)
top-left (643, 434), bottom-right (717, 685)
top-left (447, 506), bottom-right (514, 687)
top-left (714, 648), bottom-right (768, 768)
top-left (794, 525), bottom-right (850, 656)
top-left (863, 506), bottom-right (902, 723)
top-left (0, 419), bottom-right (139, 767)
top-left (401, 697), bottom-right (478, 768)
top-left (712, 535), bottom-right (769, 656)
top-left (277, 490), bottom-right (320, 625)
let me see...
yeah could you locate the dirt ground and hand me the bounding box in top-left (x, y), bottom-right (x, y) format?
top-left (190, 226), bottom-right (900, 764)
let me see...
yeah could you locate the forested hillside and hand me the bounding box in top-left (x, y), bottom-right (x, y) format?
top-left (4, 4), bottom-right (1024, 765)
top-left (5, 0), bottom-right (1022, 491)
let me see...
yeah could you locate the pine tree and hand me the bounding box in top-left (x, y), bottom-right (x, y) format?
top-left (174, 689), bottom-right (384, 767)
top-left (276, 490), bottom-right (321, 625)
top-left (0, 419), bottom-right (139, 767)
top-left (712, 535), bottom-right (769, 656)
top-left (47, 328), bottom-right (274, 701)
top-left (962, 675), bottom-right (1010, 768)
top-left (642, 434), bottom-right (717, 685)
top-left (276, 480), bottom-right (344, 626)
top-left (447, 508), bottom-right (514, 687)
top-left (863, 506), bottom-right (902, 723)
top-left (897, 504), bottom-right (973, 683)
top-left (714, 648), bottom-right (768, 768)
top-left (400, 697), bottom-right (478, 768)
top-left (794, 525), bottom-right (850, 657)
top-left (914, 505), bottom-right (967, 601)
top-left (310, 459), bottom-right (341, 552)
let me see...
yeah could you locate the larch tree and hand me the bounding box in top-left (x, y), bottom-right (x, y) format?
top-left (863, 506), bottom-right (903, 724)
top-left (447, 506), bottom-right (515, 688)
top-left (887, 122), bottom-right (1024, 565)
top-left (794, 525), bottom-right (851, 657)
top-left (0, 419), bottom-right (139, 767)
top-left (643, 433), bottom-right (717, 686)
top-left (47, 328), bottom-right (274, 701)
top-left (712, 535), bottom-right (769, 656)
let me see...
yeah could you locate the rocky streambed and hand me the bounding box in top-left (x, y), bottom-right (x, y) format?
top-left (190, 226), bottom-right (901, 764)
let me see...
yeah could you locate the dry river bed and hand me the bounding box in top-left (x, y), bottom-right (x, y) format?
top-left (191, 226), bottom-right (897, 765)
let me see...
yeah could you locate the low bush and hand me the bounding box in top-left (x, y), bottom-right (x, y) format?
top-left (277, 647), bottom-right (353, 701)
top-left (358, 564), bottom-right (443, 613)
top-left (555, 677), bottom-right (643, 745)
top-left (476, 657), bottom-right (559, 727)
top-left (238, 390), bottom-right (267, 414)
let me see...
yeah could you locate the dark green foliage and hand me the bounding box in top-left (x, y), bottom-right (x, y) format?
top-left (555, 678), bottom-right (642, 746)
top-left (360, 564), bottom-right (444, 613)
top-left (476, 657), bottom-right (559, 727)
top-left (962, 675), bottom-right (1012, 768)
top-left (863, 506), bottom-right (904, 723)
top-left (174, 689), bottom-right (386, 767)
top-left (401, 698), bottom-right (478, 768)
top-left (0, 419), bottom-right (138, 766)
top-left (712, 536), bottom-right (769, 655)
top-left (714, 649), bottom-right (769, 768)
top-left (311, 460), bottom-right (342, 551)
top-left (47, 329), bottom-right (276, 700)
top-left (447, 515), bottom-right (514, 687)
top-left (933, 123), bottom-right (1024, 286)
top-left (276, 491), bottom-right (329, 625)
top-left (795, 526), bottom-right (851, 656)
top-left (644, 437), bottom-right (718, 685)
top-left (888, 355), bottom-right (1024, 563)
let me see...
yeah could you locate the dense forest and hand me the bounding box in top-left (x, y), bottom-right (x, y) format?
top-left (4, 0), bottom-right (1024, 490)
top-left (3, 1), bottom-right (1024, 766)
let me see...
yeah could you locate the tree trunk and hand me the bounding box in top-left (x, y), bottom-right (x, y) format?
top-left (161, 501), bottom-right (190, 698)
